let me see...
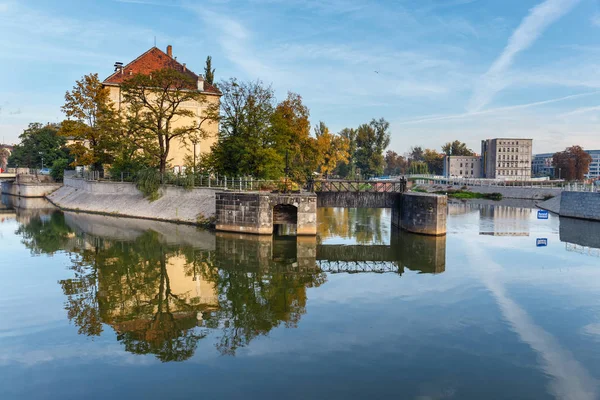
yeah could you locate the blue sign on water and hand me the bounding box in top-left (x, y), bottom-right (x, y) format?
top-left (537, 210), bottom-right (549, 219)
top-left (536, 238), bottom-right (548, 247)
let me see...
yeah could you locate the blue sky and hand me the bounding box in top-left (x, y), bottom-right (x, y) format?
top-left (0, 0), bottom-right (599, 154)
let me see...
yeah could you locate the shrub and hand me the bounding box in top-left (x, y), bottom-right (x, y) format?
top-left (135, 168), bottom-right (162, 201)
top-left (50, 158), bottom-right (70, 182)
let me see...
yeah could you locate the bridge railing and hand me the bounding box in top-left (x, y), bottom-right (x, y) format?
top-left (309, 179), bottom-right (407, 193)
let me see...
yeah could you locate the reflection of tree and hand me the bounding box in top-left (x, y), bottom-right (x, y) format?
top-left (16, 212), bottom-right (73, 255)
top-left (59, 231), bottom-right (209, 362)
top-left (318, 208), bottom-right (388, 244)
top-left (16, 212), bottom-right (325, 360)
top-left (176, 237), bottom-right (327, 356)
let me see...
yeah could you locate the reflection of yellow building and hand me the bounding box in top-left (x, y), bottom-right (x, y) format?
top-left (103, 45), bottom-right (221, 171)
top-left (100, 254), bottom-right (218, 324)
top-left (479, 205), bottom-right (531, 236)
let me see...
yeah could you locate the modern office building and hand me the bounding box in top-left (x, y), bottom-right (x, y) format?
top-left (532, 153), bottom-right (555, 177)
top-left (481, 138), bottom-right (533, 180)
top-left (443, 155), bottom-right (482, 178)
top-left (586, 150), bottom-right (600, 180)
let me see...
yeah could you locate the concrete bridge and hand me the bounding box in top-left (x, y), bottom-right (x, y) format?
top-left (215, 179), bottom-right (447, 237)
top-left (0, 173), bottom-right (16, 179)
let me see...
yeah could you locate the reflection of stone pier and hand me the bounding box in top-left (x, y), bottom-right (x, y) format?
top-left (559, 217), bottom-right (600, 254)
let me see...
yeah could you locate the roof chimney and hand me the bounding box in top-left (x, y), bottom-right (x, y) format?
top-left (197, 75), bottom-right (204, 92)
top-left (182, 63), bottom-right (187, 72)
top-left (167, 45), bottom-right (172, 58)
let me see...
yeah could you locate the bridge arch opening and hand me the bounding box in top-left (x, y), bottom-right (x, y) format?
top-left (273, 204), bottom-right (298, 235)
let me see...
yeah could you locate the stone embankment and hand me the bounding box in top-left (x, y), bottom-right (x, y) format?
top-left (48, 177), bottom-right (217, 225)
top-left (1, 174), bottom-right (62, 198)
top-left (538, 192), bottom-right (600, 222)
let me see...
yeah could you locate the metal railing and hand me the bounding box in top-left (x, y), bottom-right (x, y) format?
top-left (310, 179), bottom-right (407, 193)
top-left (67, 169), bottom-right (287, 192)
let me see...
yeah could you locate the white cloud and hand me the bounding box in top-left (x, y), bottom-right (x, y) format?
top-left (468, 0), bottom-right (581, 112)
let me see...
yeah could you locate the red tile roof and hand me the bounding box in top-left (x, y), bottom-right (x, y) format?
top-left (103, 47), bottom-right (220, 95)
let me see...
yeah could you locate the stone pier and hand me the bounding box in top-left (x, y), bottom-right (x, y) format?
top-left (392, 192), bottom-right (447, 236)
top-left (215, 192), bottom-right (317, 235)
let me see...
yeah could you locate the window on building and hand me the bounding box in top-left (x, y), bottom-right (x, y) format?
top-left (460, 163), bottom-right (463, 167)
top-left (460, 170), bottom-right (462, 175)
top-left (471, 163), bottom-right (474, 168)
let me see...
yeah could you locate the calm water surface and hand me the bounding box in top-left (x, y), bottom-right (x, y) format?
top-left (1, 196), bottom-right (600, 399)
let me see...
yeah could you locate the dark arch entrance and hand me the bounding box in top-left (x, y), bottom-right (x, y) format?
top-left (273, 204), bottom-right (298, 235)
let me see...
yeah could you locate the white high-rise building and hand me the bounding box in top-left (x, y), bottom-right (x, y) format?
top-left (481, 138), bottom-right (533, 180)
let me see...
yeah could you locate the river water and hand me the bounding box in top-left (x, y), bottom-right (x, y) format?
top-left (1, 196), bottom-right (600, 399)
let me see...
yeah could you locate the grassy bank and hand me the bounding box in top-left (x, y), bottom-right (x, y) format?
top-left (411, 186), bottom-right (502, 201)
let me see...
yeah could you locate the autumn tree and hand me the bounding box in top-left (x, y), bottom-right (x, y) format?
top-left (314, 121), bottom-right (349, 177)
top-left (423, 149), bottom-right (444, 175)
top-left (59, 73), bottom-right (120, 171)
top-left (355, 118), bottom-right (391, 177)
top-left (271, 92), bottom-right (316, 182)
top-left (384, 150), bottom-right (407, 175)
top-left (120, 68), bottom-right (218, 174)
top-left (552, 146), bottom-right (592, 181)
top-left (0, 147), bottom-right (9, 170)
top-left (204, 56), bottom-right (215, 86)
top-left (442, 140), bottom-right (474, 156)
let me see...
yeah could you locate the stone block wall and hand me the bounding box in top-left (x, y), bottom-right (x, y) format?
top-left (560, 192), bottom-right (600, 222)
top-left (392, 192), bottom-right (447, 236)
top-left (215, 192), bottom-right (317, 235)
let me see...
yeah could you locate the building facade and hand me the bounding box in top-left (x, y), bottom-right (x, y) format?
top-left (102, 45), bottom-right (221, 172)
top-left (443, 155), bottom-right (482, 178)
top-left (481, 138), bottom-right (533, 180)
top-left (585, 150), bottom-right (600, 180)
top-left (532, 153), bottom-right (555, 177)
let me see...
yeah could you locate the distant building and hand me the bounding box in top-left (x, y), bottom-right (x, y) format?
top-left (585, 150), bottom-right (600, 180)
top-left (481, 138), bottom-right (533, 180)
top-left (102, 45), bottom-right (221, 172)
top-left (532, 153), bottom-right (555, 177)
top-left (443, 155), bottom-right (482, 178)
top-left (532, 150), bottom-right (600, 180)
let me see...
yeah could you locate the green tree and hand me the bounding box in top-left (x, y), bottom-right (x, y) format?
top-left (59, 73), bottom-right (120, 171)
top-left (120, 68), bottom-right (218, 174)
top-left (552, 146), bottom-right (593, 181)
top-left (423, 148), bottom-right (444, 175)
top-left (354, 118), bottom-right (391, 177)
top-left (204, 56), bottom-right (215, 85)
top-left (384, 150), bottom-right (407, 175)
top-left (409, 146), bottom-right (424, 162)
top-left (8, 123), bottom-right (71, 169)
top-left (208, 79), bottom-right (279, 178)
top-left (442, 140), bottom-right (474, 156)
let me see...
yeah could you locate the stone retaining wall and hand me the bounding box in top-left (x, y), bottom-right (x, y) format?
top-left (560, 192), bottom-right (600, 222)
top-left (1, 181), bottom-right (62, 197)
top-left (48, 177), bottom-right (217, 225)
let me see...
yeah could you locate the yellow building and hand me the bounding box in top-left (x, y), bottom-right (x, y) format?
top-left (103, 45), bottom-right (221, 171)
